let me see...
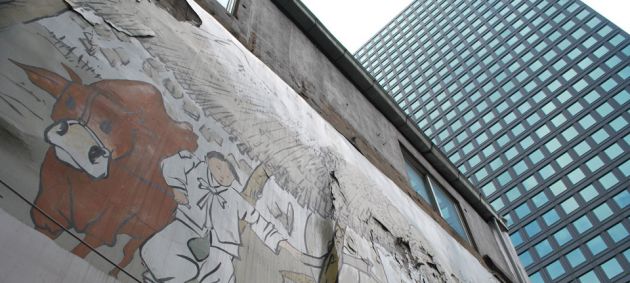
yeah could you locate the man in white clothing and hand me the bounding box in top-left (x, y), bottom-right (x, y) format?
top-left (141, 150), bottom-right (295, 283)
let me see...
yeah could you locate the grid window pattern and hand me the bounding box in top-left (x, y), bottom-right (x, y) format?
top-left (356, 0), bottom-right (630, 282)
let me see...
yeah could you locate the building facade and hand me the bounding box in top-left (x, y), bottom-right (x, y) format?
top-left (0, 0), bottom-right (527, 282)
top-left (355, 0), bottom-right (629, 282)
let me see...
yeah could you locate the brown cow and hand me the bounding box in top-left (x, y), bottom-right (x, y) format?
top-left (10, 60), bottom-right (198, 276)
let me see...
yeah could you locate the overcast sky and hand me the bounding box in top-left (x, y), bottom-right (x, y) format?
top-left (301, 0), bottom-right (630, 53)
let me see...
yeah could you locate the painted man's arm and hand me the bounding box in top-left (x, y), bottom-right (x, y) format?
top-left (161, 150), bottom-right (198, 204)
top-left (236, 193), bottom-right (286, 254)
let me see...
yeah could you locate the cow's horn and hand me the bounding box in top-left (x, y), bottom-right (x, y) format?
top-left (9, 59), bottom-right (71, 99)
top-left (61, 63), bottom-right (82, 84)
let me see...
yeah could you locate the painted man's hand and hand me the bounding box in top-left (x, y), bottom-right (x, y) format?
top-left (279, 240), bottom-right (327, 267)
top-left (173, 189), bottom-right (189, 206)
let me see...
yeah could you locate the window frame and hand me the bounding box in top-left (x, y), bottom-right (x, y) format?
top-left (216, 0), bottom-right (239, 14)
top-left (402, 150), bottom-right (474, 245)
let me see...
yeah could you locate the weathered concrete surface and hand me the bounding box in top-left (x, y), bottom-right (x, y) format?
top-left (0, 207), bottom-right (120, 283)
top-left (196, 1), bottom-right (526, 281)
top-left (0, 0), bottom-right (510, 282)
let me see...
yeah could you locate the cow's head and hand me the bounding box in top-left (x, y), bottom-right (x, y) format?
top-left (11, 60), bottom-right (197, 179)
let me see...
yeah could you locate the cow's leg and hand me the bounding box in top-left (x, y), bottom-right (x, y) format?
top-left (71, 234), bottom-right (103, 258)
top-left (109, 237), bottom-right (143, 277)
top-left (32, 151), bottom-right (74, 239)
top-left (31, 206), bottom-right (68, 239)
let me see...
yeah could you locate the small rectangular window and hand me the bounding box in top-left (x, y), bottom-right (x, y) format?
top-left (429, 178), bottom-right (472, 243)
top-left (404, 158), bottom-right (435, 206)
top-left (403, 152), bottom-right (472, 245)
top-left (216, 0), bottom-right (238, 14)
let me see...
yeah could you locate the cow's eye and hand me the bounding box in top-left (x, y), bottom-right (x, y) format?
top-left (99, 120), bottom-right (112, 134)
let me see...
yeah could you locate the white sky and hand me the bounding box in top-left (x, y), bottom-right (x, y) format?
top-left (581, 0), bottom-right (630, 33)
top-left (301, 0), bottom-right (629, 54)
top-left (301, 0), bottom-right (412, 53)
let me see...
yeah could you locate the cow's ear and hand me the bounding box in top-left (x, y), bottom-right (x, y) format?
top-left (61, 63), bottom-right (82, 84)
top-left (9, 59), bottom-right (70, 99)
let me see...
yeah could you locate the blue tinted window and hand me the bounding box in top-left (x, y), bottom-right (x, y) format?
top-left (550, 180), bottom-right (567, 196)
top-left (551, 114), bottom-right (567, 127)
top-left (530, 272), bottom-right (544, 283)
top-left (535, 124), bottom-right (550, 138)
top-left (579, 185), bottom-right (599, 202)
top-left (539, 164), bottom-right (555, 180)
top-left (562, 126), bottom-right (578, 141)
top-left (429, 179), bottom-right (470, 242)
top-left (566, 248), bottom-right (586, 268)
top-left (605, 56), bottom-right (621, 69)
top-left (543, 209), bottom-right (560, 226)
top-left (561, 197), bottom-right (579, 214)
top-left (589, 67), bottom-right (604, 80)
top-left (591, 128), bottom-right (609, 144)
top-left (572, 141), bottom-right (590, 156)
top-left (573, 215), bottom-right (593, 234)
top-left (535, 239), bottom-right (553, 258)
top-left (515, 202), bottom-right (531, 219)
top-left (546, 259), bottom-right (566, 280)
top-left (607, 222), bottom-right (629, 243)
top-left (586, 235), bottom-right (607, 255)
top-left (601, 258), bottom-right (623, 279)
top-left (593, 45), bottom-right (609, 57)
top-left (584, 90), bottom-right (600, 104)
top-left (556, 152), bottom-right (573, 168)
top-left (554, 228), bottom-right (572, 246)
top-left (482, 182), bottom-right (497, 196)
top-left (567, 168), bottom-right (586, 185)
top-left (405, 161), bottom-right (434, 205)
top-left (586, 156), bottom-right (604, 172)
top-left (523, 175), bottom-right (538, 191)
top-left (529, 150), bottom-right (544, 164)
top-left (579, 114), bottom-right (596, 129)
top-left (524, 220), bottom-right (542, 237)
top-left (521, 136), bottom-right (535, 149)
top-left (513, 160), bottom-right (528, 176)
top-left (595, 102), bottom-right (613, 118)
top-left (532, 192), bottom-right (549, 208)
top-left (578, 270), bottom-right (600, 283)
top-left (609, 116), bottom-right (628, 132)
top-left (601, 77), bottom-right (618, 92)
top-left (511, 231), bottom-right (524, 246)
top-left (604, 143), bottom-right (623, 160)
top-left (599, 171), bottom-right (620, 190)
top-left (519, 251), bottom-right (534, 267)
top-left (545, 138), bottom-right (561, 153)
top-left (613, 190), bottom-right (629, 208)
top-left (506, 186), bottom-right (521, 202)
top-left (491, 198), bottom-right (505, 211)
top-left (593, 203), bottom-right (613, 221)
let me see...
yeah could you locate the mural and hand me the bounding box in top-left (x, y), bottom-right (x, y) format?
top-left (0, 1), bottom-right (501, 282)
top-left (141, 150), bottom-right (328, 282)
top-left (10, 61), bottom-right (197, 277)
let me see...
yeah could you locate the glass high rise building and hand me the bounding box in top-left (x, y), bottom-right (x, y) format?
top-left (355, 0), bottom-right (629, 282)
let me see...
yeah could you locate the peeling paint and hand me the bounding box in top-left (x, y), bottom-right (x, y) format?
top-left (0, 0), bottom-right (506, 282)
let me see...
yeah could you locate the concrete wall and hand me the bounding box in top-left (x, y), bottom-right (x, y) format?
top-left (198, 0), bottom-right (527, 282)
top-left (0, 0), bottom-right (521, 282)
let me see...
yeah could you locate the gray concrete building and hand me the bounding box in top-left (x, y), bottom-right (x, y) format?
top-left (355, 0), bottom-right (629, 282)
top-left (0, 0), bottom-right (527, 282)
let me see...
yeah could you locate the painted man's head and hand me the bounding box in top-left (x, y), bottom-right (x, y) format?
top-left (206, 151), bottom-right (240, 187)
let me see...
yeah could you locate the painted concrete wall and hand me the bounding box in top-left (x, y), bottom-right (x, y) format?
top-left (0, 0), bottom-right (510, 282)
top-left (196, 1), bottom-right (526, 281)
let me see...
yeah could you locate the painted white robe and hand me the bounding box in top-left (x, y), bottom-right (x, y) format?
top-left (141, 151), bottom-right (284, 283)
